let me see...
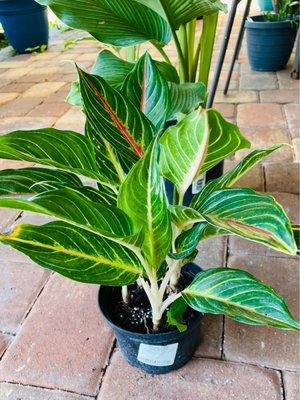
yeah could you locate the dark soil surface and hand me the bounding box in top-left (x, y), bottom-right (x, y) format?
top-left (107, 273), bottom-right (200, 334)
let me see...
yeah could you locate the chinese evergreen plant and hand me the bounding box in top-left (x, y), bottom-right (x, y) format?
top-left (0, 52), bottom-right (299, 332)
top-left (39, 0), bottom-right (228, 113)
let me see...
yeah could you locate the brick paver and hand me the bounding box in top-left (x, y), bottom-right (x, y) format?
top-left (98, 351), bottom-right (282, 400)
top-left (0, 275), bottom-right (114, 396)
top-left (0, 4), bottom-right (299, 399)
top-left (224, 255), bottom-right (300, 370)
top-left (0, 383), bottom-right (93, 400)
top-left (283, 371), bottom-right (300, 400)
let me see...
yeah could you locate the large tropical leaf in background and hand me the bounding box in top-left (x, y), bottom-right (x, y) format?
top-left (38, 0), bottom-right (171, 46)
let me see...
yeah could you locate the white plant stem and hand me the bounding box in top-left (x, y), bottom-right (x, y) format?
top-left (121, 285), bottom-right (130, 304)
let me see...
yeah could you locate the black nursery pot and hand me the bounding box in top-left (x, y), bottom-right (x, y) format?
top-left (98, 263), bottom-right (203, 374)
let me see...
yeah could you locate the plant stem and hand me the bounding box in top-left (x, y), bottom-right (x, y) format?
top-left (187, 19), bottom-right (196, 81)
top-left (150, 41), bottom-right (172, 64)
top-left (161, 292), bottom-right (182, 314)
top-left (122, 285), bottom-right (130, 304)
top-left (198, 12), bottom-right (219, 86)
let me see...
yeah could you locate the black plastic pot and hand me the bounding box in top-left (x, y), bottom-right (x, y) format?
top-left (98, 263), bottom-right (203, 374)
top-left (0, 0), bottom-right (49, 54)
top-left (245, 15), bottom-right (298, 71)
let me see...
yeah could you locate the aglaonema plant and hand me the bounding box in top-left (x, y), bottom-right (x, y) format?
top-left (38, 0), bottom-right (227, 114)
top-left (0, 53), bottom-right (299, 334)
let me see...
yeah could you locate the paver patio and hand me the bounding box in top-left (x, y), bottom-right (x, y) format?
top-left (0, 3), bottom-right (299, 399)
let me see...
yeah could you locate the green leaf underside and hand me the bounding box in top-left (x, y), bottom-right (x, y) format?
top-left (198, 188), bottom-right (297, 255)
top-left (182, 268), bottom-right (300, 330)
top-left (192, 145), bottom-right (282, 209)
top-left (200, 109), bottom-right (251, 175)
top-left (167, 297), bottom-right (188, 332)
top-left (78, 68), bottom-right (155, 164)
top-left (118, 139), bottom-right (172, 276)
top-left (292, 224), bottom-right (300, 252)
top-left (142, 0), bottom-right (226, 29)
top-left (159, 111), bottom-right (209, 199)
top-left (122, 53), bottom-right (170, 130)
top-left (38, 0), bottom-right (171, 47)
top-left (0, 188), bottom-right (133, 239)
top-left (168, 82), bottom-right (206, 119)
top-left (0, 167), bottom-right (83, 195)
top-left (0, 129), bottom-right (102, 182)
top-left (0, 221), bottom-right (142, 285)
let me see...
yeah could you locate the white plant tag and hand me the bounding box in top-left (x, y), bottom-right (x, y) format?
top-left (137, 343), bottom-right (178, 367)
top-left (192, 174), bottom-right (205, 194)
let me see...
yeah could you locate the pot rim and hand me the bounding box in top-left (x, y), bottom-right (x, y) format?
top-left (98, 262), bottom-right (204, 340)
top-left (98, 285), bottom-right (203, 341)
top-left (246, 14), bottom-right (298, 29)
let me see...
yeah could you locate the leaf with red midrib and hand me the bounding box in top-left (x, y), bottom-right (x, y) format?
top-left (78, 67), bottom-right (155, 164)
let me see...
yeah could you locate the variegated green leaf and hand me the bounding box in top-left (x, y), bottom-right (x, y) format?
top-left (200, 109), bottom-right (251, 175)
top-left (78, 68), bottom-right (155, 164)
top-left (168, 82), bottom-right (206, 119)
top-left (182, 268), bottom-right (300, 330)
top-left (0, 221), bottom-right (142, 286)
top-left (67, 50), bottom-right (179, 108)
top-left (292, 224), bottom-right (300, 253)
top-left (85, 122), bottom-right (125, 186)
top-left (0, 167), bottom-right (83, 195)
top-left (37, 0), bottom-right (171, 47)
top-left (118, 139), bottom-right (172, 276)
top-left (139, 0), bottom-right (226, 29)
top-left (159, 110), bottom-right (209, 201)
top-left (0, 128), bottom-right (103, 182)
top-left (170, 222), bottom-right (206, 260)
top-left (192, 145), bottom-right (282, 209)
top-left (121, 53), bottom-right (170, 130)
top-left (170, 205), bottom-right (205, 229)
top-left (0, 188), bottom-right (132, 239)
top-left (198, 188), bottom-right (297, 255)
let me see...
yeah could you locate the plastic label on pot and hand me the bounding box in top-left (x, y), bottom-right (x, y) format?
top-left (137, 343), bottom-right (178, 366)
top-left (192, 174), bottom-right (205, 194)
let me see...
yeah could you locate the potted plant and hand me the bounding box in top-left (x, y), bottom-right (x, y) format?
top-left (245, 0), bottom-right (299, 71)
top-left (258, 0), bottom-right (274, 11)
top-left (38, 0), bottom-right (228, 188)
top-left (0, 53), bottom-right (299, 374)
top-left (0, 0), bottom-right (48, 54)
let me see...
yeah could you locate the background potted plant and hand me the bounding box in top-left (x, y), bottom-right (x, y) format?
top-left (0, 0), bottom-right (49, 54)
top-left (0, 53), bottom-right (299, 374)
top-left (257, 0), bottom-right (274, 12)
top-left (245, 0), bottom-right (299, 71)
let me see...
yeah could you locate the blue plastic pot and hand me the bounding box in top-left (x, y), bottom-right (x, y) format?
top-left (257, 0), bottom-right (273, 11)
top-left (0, 0), bottom-right (49, 54)
top-left (98, 263), bottom-right (203, 374)
top-left (245, 15), bottom-right (297, 71)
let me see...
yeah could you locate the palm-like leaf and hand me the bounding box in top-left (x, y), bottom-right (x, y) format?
top-left (182, 268), bottom-right (300, 330)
